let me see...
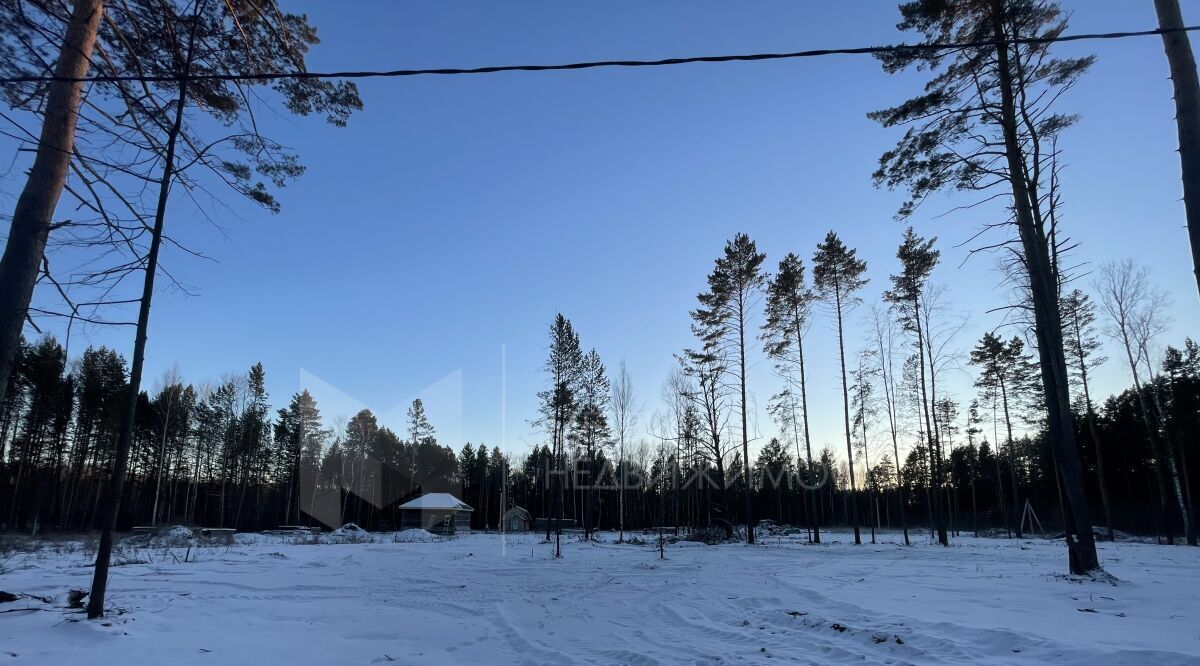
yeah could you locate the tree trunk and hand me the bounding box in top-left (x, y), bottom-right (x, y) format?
top-left (738, 298), bottom-right (754, 544)
top-left (999, 378), bottom-right (1023, 538)
top-left (1120, 340), bottom-right (1181, 544)
top-left (1178, 436), bottom-right (1198, 545)
top-left (862, 414), bottom-right (875, 544)
top-left (971, 469), bottom-right (979, 538)
top-left (0, 0), bottom-right (105, 409)
top-left (990, 0), bottom-right (1099, 573)
top-left (87, 13), bottom-right (197, 617)
top-left (1155, 0), bottom-right (1200, 304)
top-left (833, 286), bottom-right (860, 544)
top-left (555, 419), bottom-right (564, 557)
top-left (876, 331), bottom-right (910, 545)
top-left (795, 313), bottom-right (820, 544)
top-left (618, 443), bottom-right (625, 542)
top-left (914, 297), bottom-right (947, 545)
top-left (1074, 311), bottom-right (1115, 541)
top-left (991, 396), bottom-right (1011, 537)
top-left (151, 400), bottom-right (172, 525)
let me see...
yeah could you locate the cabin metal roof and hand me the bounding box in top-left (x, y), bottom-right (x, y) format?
top-left (397, 493), bottom-right (474, 511)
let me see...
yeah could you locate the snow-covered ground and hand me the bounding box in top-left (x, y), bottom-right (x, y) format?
top-left (1, 529), bottom-right (1198, 664)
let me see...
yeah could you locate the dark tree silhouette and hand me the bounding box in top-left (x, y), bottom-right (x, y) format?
top-left (762, 253), bottom-right (820, 543)
top-left (871, 0), bottom-right (1100, 573)
top-left (884, 228), bottom-right (947, 545)
top-left (1153, 0), bottom-right (1200, 305)
top-left (813, 231), bottom-right (868, 545)
top-left (690, 234), bottom-right (765, 543)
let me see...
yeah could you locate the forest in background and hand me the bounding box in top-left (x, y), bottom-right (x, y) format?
top-left (2, 276), bottom-right (1197, 545)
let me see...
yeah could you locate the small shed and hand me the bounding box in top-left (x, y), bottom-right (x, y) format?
top-left (502, 506), bottom-right (533, 533)
top-left (398, 493), bottom-right (473, 535)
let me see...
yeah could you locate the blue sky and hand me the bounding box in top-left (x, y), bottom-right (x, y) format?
top-left (8, 1), bottom-right (1200, 466)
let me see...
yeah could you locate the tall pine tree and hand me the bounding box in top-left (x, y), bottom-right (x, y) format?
top-left (813, 231), bottom-right (868, 545)
top-left (691, 234), bottom-right (765, 543)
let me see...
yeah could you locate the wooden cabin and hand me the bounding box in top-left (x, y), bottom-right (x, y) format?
top-left (398, 493), bottom-right (473, 535)
top-left (502, 506), bottom-right (533, 533)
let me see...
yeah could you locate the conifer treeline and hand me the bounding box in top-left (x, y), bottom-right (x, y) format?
top-left (1, 324), bottom-right (1197, 539)
top-left (0, 341), bottom-right (459, 533)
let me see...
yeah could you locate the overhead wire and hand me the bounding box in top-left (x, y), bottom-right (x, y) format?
top-left (0, 25), bottom-right (1195, 85)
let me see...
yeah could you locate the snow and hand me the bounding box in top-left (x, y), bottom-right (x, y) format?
top-left (0, 530), bottom-right (1197, 664)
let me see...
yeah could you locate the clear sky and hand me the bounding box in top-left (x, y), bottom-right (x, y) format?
top-left (8, 1), bottom-right (1200, 466)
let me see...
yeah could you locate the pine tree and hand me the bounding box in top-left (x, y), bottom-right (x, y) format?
top-left (1153, 0), bottom-right (1200, 304)
top-left (971, 333), bottom-right (1038, 538)
top-left (488, 446), bottom-right (508, 531)
top-left (871, 0), bottom-right (1100, 573)
top-left (407, 399), bottom-right (435, 448)
top-left (537, 314), bottom-right (583, 556)
top-left (0, 0), bottom-right (104, 412)
top-left (966, 400), bottom-right (984, 537)
top-left (149, 370), bottom-right (186, 526)
top-left (274, 390), bottom-right (327, 526)
top-left (344, 409), bottom-right (379, 525)
top-left (474, 445), bottom-right (490, 530)
top-left (753, 437), bottom-right (793, 523)
top-left (233, 363), bottom-right (270, 530)
top-left (459, 443), bottom-right (477, 524)
top-left (571, 350), bottom-right (610, 539)
top-left (691, 233), bottom-right (765, 543)
top-left (883, 227), bottom-right (947, 545)
top-left (762, 253), bottom-right (820, 543)
top-left (812, 231), bottom-right (868, 545)
top-left (935, 397), bottom-right (961, 537)
top-left (8, 336), bottom-right (68, 531)
top-left (1162, 341), bottom-right (1200, 546)
top-left (320, 440), bottom-right (345, 498)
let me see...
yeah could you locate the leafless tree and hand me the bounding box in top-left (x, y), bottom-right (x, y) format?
top-left (1096, 259), bottom-right (1191, 543)
top-left (610, 360), bottom-right (638, 542)
top-left (678, 352), bottom-right (735, 537)
top-left (149, 364), bottom-right (183, 524)
top-left (869, 304), bottom-right (910, 545)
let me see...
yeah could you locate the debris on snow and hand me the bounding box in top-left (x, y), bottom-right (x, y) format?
top-left (328, 523), bottom-right (371, 543)
top-left (392, 529), bottom-right (438, 543)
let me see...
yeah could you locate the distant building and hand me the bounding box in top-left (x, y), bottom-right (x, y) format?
top-left (502, 506), bottom-right (533, 532)
top-left (398, 493), bottom-right (473, 535)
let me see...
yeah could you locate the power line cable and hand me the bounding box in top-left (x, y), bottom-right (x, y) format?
top-left (0, 25), bottom-right (1196, 85)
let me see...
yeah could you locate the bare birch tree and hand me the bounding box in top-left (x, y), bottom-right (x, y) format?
top-left (869, 304), bottom-right (910, 545)
top-left (610, 360), bottom-right (638, 543)
top-left (1096, 259), bottom-right (1191, 544)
